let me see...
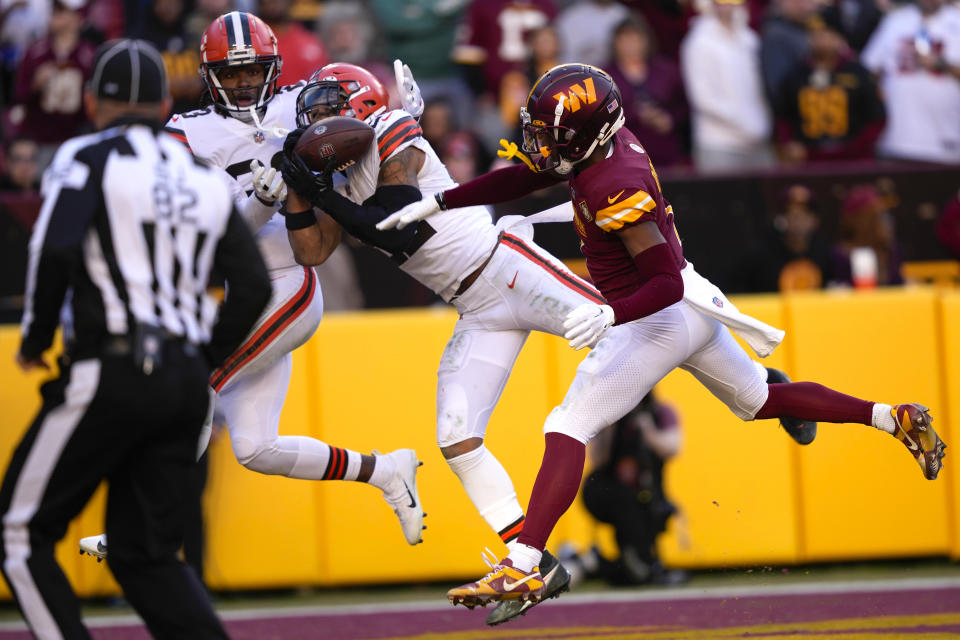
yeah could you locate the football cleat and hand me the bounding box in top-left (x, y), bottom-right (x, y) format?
top-left (448, 552), bottom-right (545, 609)
top-left (485, 548), bottom-right (570, 625)
top-left (78, 534), bottom-right (107, 562)
top-left (765, 368), bottom-right (817, 445)
top-left (891, 404), bottom-right (946, 480)
top-left (374, 449), bottom-right (425, 545)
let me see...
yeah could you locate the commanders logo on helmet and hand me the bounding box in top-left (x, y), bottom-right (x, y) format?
top-left (520, 64), bottom-right (625, 174)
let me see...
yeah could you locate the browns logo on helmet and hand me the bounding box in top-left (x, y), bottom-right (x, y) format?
top-left (520, 63), bottom-right (625, 174)
top-left (295, 63), bottom-right (389, 128)
top-left (199, 11), bottom-right (282, 115)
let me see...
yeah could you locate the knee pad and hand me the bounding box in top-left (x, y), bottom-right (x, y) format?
top-left (542, 405), bottom-right (592, 445)
top-left (735, 372), bottom-right (770, 421)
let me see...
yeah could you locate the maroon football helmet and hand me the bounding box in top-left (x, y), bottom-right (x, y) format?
top-left (521, 64), bottom-right (625, 174)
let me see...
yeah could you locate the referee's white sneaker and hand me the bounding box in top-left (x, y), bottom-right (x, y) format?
top-left (375, 449), bottom-right (426, 545)
top-left (79, 534), bottom-right (107, 562)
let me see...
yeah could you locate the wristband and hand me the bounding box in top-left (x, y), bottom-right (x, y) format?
top-left (281, 206), bottom-right (316, 230)
top-left (435, 191), bottom-right (448, 211)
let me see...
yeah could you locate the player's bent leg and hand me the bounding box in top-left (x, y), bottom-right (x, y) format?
top-left (438, 328), bottom-right (529, 545)
top-left (760, 365), bottom-right (817, 445)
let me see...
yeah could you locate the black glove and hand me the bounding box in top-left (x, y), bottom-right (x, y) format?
top-left (283, 126), bottom-right (306, 157)
top-left (279, 151), bottom-right (334, 206)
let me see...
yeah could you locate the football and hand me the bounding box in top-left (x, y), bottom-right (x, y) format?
top-left (293, 116), bottom-right (375, 172)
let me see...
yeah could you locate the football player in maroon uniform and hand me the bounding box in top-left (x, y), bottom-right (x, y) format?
top-left (379, 63), bottom-right (946, 607)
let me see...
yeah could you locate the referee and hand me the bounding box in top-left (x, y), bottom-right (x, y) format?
top-left (0, 40), bottom-right (270, 639)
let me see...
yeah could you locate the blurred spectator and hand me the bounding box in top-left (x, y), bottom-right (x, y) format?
top-left (440, 131), bottom-right (481, 183)
top-left (421, 98), bottom-right (492, 179)
top-left (555, 0), bottom-right (629, 67)
top-left (739, 184), bottom-right (834, 292)
top-left (259, 0), bottom-right (327, 83)
top-left (136, 0), bottom-right (205, 114)
top-left (1, 0), bottom-right (50, 104)
top-left (451, 0), bottom-right (557, 100)
top-left (626, 0), bottom-right (696, 61)
top-left (317, 1), bottom-right (379, 68)
top-left (608, 15), bottom-right (689, 167)
top-left (574, 391), bottom-right (687, 587)
top-left (681, 0), bottom-right (774, 172)
top-left (775, 8), bottom-right (886, 164)
top-left (184, 0), bottom-right (231, 45)
top-left (11, 0), bottom-right (95, 167)
top-left (0, 136), bottom-right (39, 304)
top-left (760, 0), bottom-right (817, 106)
top-left (371, 0), bottom-right (474, 127)
top-left (0, 136), bottom-right (40, 192)
top-left (499, 24), bottom-right (560, 130)
top-left (830, 184), bottom-right (904, 287)
top-left (835, 0), bottom-right (890, 52)
top-left (861, 0), bottom-right (960, 164)
top-left (934, 189), bottom-right (960, 258)
top-left (85, 0), bottom-right (124, 42)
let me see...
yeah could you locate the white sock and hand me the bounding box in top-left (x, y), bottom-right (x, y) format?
top-left (446, 446), bottom-right (525, 539)
top-left (872, 403), bottom-right (896, 434)
top-left (508, 544), bottom-right (542, 573)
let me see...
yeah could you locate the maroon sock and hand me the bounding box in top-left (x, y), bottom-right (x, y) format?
top-left (755, 382), bottom-right (874, 424)
top-left (516, 433), bottom-right (586, 552)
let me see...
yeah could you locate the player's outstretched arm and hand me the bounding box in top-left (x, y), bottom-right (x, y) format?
top-left (377, 162), bottom-right (562, 230)
top-left (283, 189), bottom-right (342, 266)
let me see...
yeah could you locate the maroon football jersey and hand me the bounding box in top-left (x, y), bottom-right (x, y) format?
top-left (567, 128), bottom-right (686, 303)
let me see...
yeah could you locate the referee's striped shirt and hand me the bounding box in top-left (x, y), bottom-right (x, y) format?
top-left (19, 119), bottom-right (269, 368)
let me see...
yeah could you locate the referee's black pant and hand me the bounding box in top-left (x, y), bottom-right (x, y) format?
top-left (0, 341), bottom-right (229, 639)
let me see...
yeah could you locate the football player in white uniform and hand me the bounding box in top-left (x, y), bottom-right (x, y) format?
top-left (77, 12), bottom-right (426, 561)
top-left (280, 62), bottom-right (594, 625)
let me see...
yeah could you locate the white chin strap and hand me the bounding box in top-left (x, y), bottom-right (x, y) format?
top-left (555, 107), bottom-right (626, 175)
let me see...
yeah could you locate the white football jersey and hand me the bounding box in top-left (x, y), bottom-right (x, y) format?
top-left (164, 83), bottom-right (304, 271)
top-left (344, 108), bottom-right (498, 301)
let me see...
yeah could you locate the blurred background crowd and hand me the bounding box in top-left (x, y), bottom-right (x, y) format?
top-left (1, 0), bottom-right (959, 316)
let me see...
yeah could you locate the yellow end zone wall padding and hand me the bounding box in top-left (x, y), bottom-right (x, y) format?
top-left (0, 287), bottom-right (955, 597)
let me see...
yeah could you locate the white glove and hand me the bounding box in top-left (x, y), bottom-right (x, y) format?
top-left (563, 304), bottom-right (615, 350)
top-left (394, 59), bottom-right (424, 119)
top-left (250, 159), bottom-right (287, 205)
top-left (376, 194), bottom-right (441, 230)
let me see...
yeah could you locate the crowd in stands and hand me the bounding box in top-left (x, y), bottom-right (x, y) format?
top-left (1, 0), bottom-right (959, 311)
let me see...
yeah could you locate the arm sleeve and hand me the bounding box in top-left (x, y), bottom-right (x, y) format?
top-left (206, 209), bottom-right (272, 369)
top-left (443, 162), bottom-right (564, 209)
top-left (315, 184), bottom-right (421, 253)
top-left (20, 151), bottom-right (98, 360)
top-left (608, 242), bottom-right (684, 325)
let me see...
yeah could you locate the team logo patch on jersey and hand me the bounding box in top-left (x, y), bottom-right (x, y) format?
top-left (712, 296), bottom-right (724, 308)
top-left (578, 200), bottom-right (592, 222)
top-left (629, 143), bottom-right (645, 154)
top-left (253, 130), bottom-right (265, 144)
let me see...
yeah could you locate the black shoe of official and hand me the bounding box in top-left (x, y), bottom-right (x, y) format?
top-left (484, 549), bottom-right (570, 626)
top-left (765, 367), bottom-right (817, 445)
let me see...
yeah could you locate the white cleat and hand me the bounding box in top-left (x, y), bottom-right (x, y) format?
top-left (78, 534), bottom-right (107, 562)
top-left (375, 449), bottom-right (425, 545)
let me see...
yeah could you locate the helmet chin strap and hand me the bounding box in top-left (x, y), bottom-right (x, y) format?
top-left (556, 107), bottom-right (626, 174)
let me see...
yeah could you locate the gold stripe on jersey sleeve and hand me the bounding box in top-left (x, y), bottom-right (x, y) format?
top-left (595, 190), bottom-right (656, 230)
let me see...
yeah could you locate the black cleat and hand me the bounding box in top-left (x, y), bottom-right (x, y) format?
top-left (765, 368), bottom-right (817, 445)
top-left (485, 549), bottom-right (570, 626)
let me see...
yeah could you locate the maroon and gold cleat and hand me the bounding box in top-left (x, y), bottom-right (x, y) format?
top-left (447, 558), bottom-right (545, 609)
top-left (892, 404), bottom-right (946, 480)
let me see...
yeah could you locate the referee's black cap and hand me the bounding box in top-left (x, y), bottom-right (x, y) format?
top-left (88, 39), bottom-right (168, 104)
